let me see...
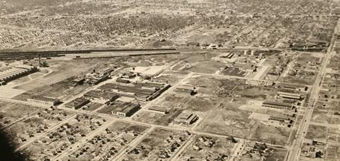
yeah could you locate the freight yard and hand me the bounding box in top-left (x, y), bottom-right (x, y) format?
top-left (0, 0), bottom-right (340, 161)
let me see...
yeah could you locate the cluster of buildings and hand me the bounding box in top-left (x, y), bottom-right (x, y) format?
top-left (242, 142), bottom-right (272, 160)
top-left (73, 67), bottom-right (115, 86)
top-left (262, 90), bottom-right (304, 110)
top-left (99, 81), bottom-right (171, 101)
top-left (190, 136), bottom-right (229, 161)
top-left (84, 90), bottom-right (120, 104)
top-left (216, 50), bottom-right (275, 78)
top-left (0, 65), bottom-right (38, 85)
top-left (301, 141), bottom-right (325, 159)
top-left (268, 116), bottom-right (294, 128)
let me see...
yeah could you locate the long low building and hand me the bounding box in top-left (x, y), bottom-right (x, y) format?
top-left (99, 82), bottom-right (171, 101)
top-left (65, 97), bottom-right (90, 109)
top-left (277, 83), bottom-right (308, 92)
top-left (109, 101), bottom-right (140, 117)
top-left (27, 96), bottom-right (61, 106)
top-left (0, 65), bottom-right (38, 85)
top-left (262, 101), bottom-right (294, 109)
top-left (277, 92), bottom-right (302, 100)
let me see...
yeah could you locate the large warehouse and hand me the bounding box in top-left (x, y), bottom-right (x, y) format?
top-left (0, 65), bottom-right (38, 85)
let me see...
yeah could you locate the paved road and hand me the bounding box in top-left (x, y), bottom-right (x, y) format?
top-left (286, 19), bottom-right (339, 161)
top-left (229, 139), bottom-right (246, 161)
top-left (15, 115), bottom-right (77, 152)
top-left (112, 126), bottom-right (155, 161)
top-left (170, 135), bottom-right (196, 161)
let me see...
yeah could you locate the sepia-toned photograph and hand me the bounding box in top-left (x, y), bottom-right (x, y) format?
top-left (0, 0), bottom-right (339, 161)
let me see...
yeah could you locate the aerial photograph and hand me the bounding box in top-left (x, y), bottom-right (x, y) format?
top-left (0, 0), bottom-right (339, 161)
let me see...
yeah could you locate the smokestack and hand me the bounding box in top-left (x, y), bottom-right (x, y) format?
top-left (38, 54), bottom-right (41, 66)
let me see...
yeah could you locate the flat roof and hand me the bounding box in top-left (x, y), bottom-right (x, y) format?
top-left (29, 95), bottom-right (59, 102)
top-left (84, 90), bottom-right (119, 100)
top-left (278, 92), bottom-right (301, 96)
top-left (112, 101), bottom-right (139, 114)
top-left (263, 101), bottom-right (292, 108)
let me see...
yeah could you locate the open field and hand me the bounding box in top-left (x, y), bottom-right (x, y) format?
top-left (305, 125), bottom-right (328, 142)
top-left (251, 124), bottom-right (291, 145)
top-left (0, 101), bottom-right (40, 128)
top-left (196, 108), bottom-right (254, 138)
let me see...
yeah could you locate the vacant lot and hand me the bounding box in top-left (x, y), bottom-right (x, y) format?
top-left (306, 125), bottom-right (327, 141)
top-left (196, 108), bottom-right (254, 138)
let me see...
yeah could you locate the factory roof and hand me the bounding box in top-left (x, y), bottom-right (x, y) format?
top-left (263, 101), bottom-right (293, 108)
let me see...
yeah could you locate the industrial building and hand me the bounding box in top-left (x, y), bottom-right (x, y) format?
top-left (277, 92), bottom-right (302, 100)
top-left (148, 106), bottom-right (169, 114)
top-left (174, 111), bottom-right (199, 125)
top-left (85, 72), bottom-right (109, 85)
top-left (262, 101), bottom-right (294, 109)
top-left (120, 72), bottom-right (137, 79)
top-left (84, 67), bottom-right (114, 85)
top-left (84, 90), bottom-right (119, 104)
top-left (110, 101), bottom-right (141, 117)
top-left (290, 41), bottom-right (328, 52)
top-left (146, 84), bottom-right (171, 101)
top-left (27, 96), bottom-right (61, 106)
top-left (0, 65), bottom-right (38, 85)
top-left (99, 82), bottom-right (171, 101)
top-left (72, 77), bottom-right (85, 86)
top-left (277, 83), bottom-right (308, 92)
top-left (65, 97), bottom-right (90, 109)
top-left (116, 78), bottom-right (130, 84)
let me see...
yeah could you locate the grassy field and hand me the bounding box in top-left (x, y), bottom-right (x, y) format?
top-left (196, 108), bottom-right (254, 138)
